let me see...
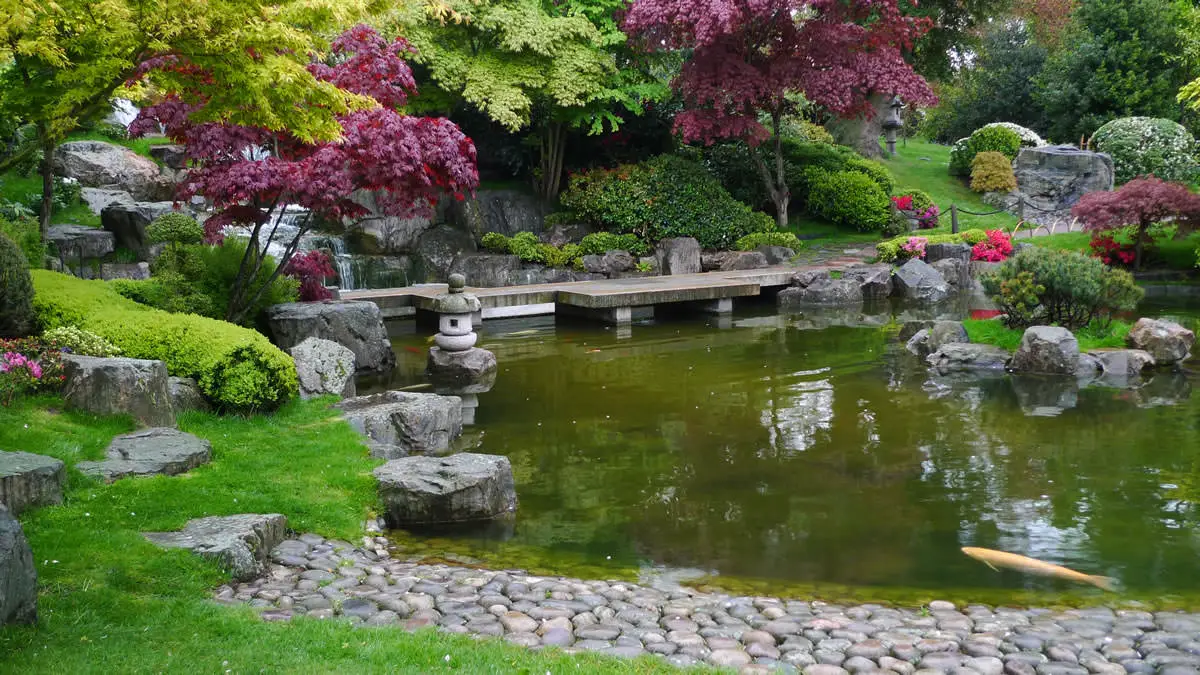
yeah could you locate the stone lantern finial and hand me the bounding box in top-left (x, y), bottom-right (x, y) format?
top-left (427, 274), bottom-right (497, 395)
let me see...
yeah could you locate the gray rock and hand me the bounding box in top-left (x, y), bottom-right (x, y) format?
top-left (1010, 146), bottom-right (1114, 224)
top-left (892, 259), bottom-right (952, 304)
top-left (449, 254), bottom-right (522, 288)
top-left (144, 513), bottom-right (287, 581)
top-left (1126, 318), bottom-right (1195, 365)
top-left (1009, 326), bottom-right (1080, 375)
top-left (757, 245), bottom-right (796, 264)
top-left (414, 224), bottom-right (477, 282)
top-left (842, 264), bottom-right (893, 300)
top-left (906, 321), bottom-right (969, 358)
top-left (583, 250), bottom-right (636, 275)
top-left (75, 427), bottom-right (211, 482)
top-left (899, 320), bottom-right (936, 341)
top-left (931, 258), bottom-right (971, 288)
top-left (655, 238), bottom-right (701, 275)
top-left (46, 224), bottom-right (115, 261)
top-left (265, 301), bottom-right (395, 374)
top-left (62, 355), bottom-right (175, 428)
top-left (80, 188), bottom-right (133, 215)
top-left (53, 141), bottom-right (174, 201)
top-left (1088, 349), bottom-right (1155, 378)
top-left (709, 648), bottom-right (753, 667)
top-left (966, 656), bottom-right (1006, 675)
top-left (702, 251), bottom-right (769, 271)
top-left (804, 665), bottom-right (849, 675)
top-left (0, 505), bottom-right (36, 625)
top-left (344, 191), bottom-right (434, 254)
top-left (927, 343), bottom-right (1011, 372)
top-left (791, 269), bottom-right (831, 288)
top-left (0, 451), bottom-right (64, 516)
top-left (374, 453), bottom-right (517, 526)
top-left (778, 277), bottom-right (863, 308)
top-left (168, 377), bottom-right (209, 413)
top-left (337, 391), bottom-right (462, 458)
top-left (100, 262), bottom-right (150, 281)
top-left (540, 223), bottom-right (595, 248)
top-left (149, 144), bottom-right (187, 170)
top-left (447, 189), bottom-right (548, 239)
top-left (925, 243), bottom-right (972, 264)
top-left (290, 337), bottom-right (356, 400)
top-left (426, 347), bottom-right (497, 390)
top-left (100, 200), bottom-right (179, 259)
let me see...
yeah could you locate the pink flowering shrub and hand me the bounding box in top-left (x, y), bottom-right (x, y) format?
top-left (0, 351), bottom-right (43, 406)
top-left (283, 250), bottom-right (336, 301)
top-left (971, 229), bottom-right (1014, 262)
top-left (900, 236), bottom-right (928, 261)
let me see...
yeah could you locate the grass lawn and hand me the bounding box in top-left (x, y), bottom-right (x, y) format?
top-left (881, 139), bottom-right (1019, 234)
top-left (0, 396), bottom-right (681, 674)
top-left (963, 318), bottom-right (1132, 351)
top-left (1028, 230), bottom-right (1200, 271)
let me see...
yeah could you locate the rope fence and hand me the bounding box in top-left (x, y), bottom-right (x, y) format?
top-left (948, 195), bottom-right (1083, 239)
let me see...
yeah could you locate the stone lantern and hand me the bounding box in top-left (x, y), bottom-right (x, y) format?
top-left (882, 96), bottom-right (904, 157)
top-left (427, 274), bottom-right (497, 393)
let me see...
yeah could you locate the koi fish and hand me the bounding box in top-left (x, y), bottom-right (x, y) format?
top-left (403, 346), bottom-right (424, 354)
top-left (961, 547), bottom-right (1117, 591)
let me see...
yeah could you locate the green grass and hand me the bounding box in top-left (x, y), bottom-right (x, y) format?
top-left (963, 318), bottom-right (1133, 352)
top-left (881, 139), bottom-right (1020, 234)
top-left (0, 171), bottom-right (101, 227)
top-left (0, 396), bottom-right (682, 674)
top-left (63, 130), bottom-right (173, 158)
top-left (1028, 229), bottom-right (1200, 271)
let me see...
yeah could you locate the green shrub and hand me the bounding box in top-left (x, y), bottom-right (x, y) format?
top-left (786, 119), bottom-right (836, 144)
top-left (480, 232), bottom-right (510, 253)
top-left (537, 243), bottom-right (582, 268)
top-left (970, 151), bottom-right (1017, 193)
top-left (980, 122), bottom-right (1044, 148)
top-left (560, 154), bottom-right (774, 249)
top-left (146, 213), bottom-right (204, 246)
top-left (506, 232), bottom-right (541, 262)
top-left (0, 232), bottom-right (36, 338)
top-left (876, 229), bottom-right (987, 262)
top-left (950, 126), bottom-right (1023, 177)
top-left (0, 215), bottom-right (46, 269)
top-left (948, 137), bottom-right (973, 176)
top-left (579, 232), bottom-right (650, 257)
top-left (735, 231), bottom-right (803, 251)
top-left (808, 170), bottom-right (892, 232)
top-left (42, 325), bottom-right (122, 357)
top-left (1092, 117), bottom-right (1199, 185)
top-left (980, 247), bottom-right (1143, 329)
top-left (31, 270), bottom-right (297, 410)
top-left (21, 177), bottom-right (82, 213)
top-left (882, 206), bottom-right (910, 237)
top-left (845, 157), bottom-right (895, 195)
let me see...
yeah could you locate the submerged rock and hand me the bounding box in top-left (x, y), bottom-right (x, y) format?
top-left (427, 347), bottom-right (497, 390)
top-left (927, 343), bottom-right (1011, 372)
top-left (374, 453), bottom-right (517, 526)
top-left (905, 321), bottom-right (968, 358)
top-left (777, 277), bottom-right (863, 308)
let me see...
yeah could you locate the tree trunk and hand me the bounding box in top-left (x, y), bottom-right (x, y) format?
top-left (829, 93), bottom-right (892, 159)
top-left (537, 122), bottom-right (566, 202)
top-left (38, 126), bottom-right (54, 241)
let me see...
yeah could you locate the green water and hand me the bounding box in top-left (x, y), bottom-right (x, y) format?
top-left (377, 303), bottom-right (1200, 603)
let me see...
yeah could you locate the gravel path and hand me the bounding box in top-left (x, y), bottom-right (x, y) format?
top-left (221, 533), bottom-right (1200, 674)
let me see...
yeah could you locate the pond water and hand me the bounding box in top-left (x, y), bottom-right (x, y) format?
top-left (374, 297), bottom-right (1200, 605)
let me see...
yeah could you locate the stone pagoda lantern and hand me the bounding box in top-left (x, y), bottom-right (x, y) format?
top-left (882, 95), bottom-right (904, 157)
top-left (427, 274), bottom-right (497, 396)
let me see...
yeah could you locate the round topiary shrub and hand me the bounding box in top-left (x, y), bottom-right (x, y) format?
top-left (808, 170), bottom-right (892, 232)
top-left (971, 151), bottom-right (1017, 193)
top-left (480, 232), bottom-right (511, 253)
top-left (950, 126), bottom-right (1024, 177)
top-left (735, 231), bottom-right (803, 251)
top-left (1092, 117), bottom-right (1199, 185)
top-left (0, 232), bottom-right (36, 338)
top-left (146, 212), bottom-right (204, 246)
top-left (980, 122), bottom-right (1045, 148)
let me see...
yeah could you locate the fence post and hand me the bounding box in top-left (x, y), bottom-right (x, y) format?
top-left (950, 204), bottom-right (959, 234)
top-left (1017, 195), bottom-right (1026, 226)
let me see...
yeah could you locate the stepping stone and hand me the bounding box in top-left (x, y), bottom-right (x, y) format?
top-left (0, 451), bottom-right (65, 515)
top-left (144, 513), bottom-right (287, 581)
top-left (374, 453), bottom-right (517, 527)
top-left (76, 428), bottom-right (211, 483)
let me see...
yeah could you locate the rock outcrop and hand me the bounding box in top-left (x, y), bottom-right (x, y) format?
top-left (0, 505), bottom-right (36, 625)
top-left (449, 254), bottom-right (522, 288)
top-left (413, 225), bottom-right (476, 282)
top-left (53, 141), bottom-right (174, 201)
top-left (892, 258), bottom-right (951, 304)
top-left (1008, 146), bottom-right (1115, 224)
top-left (100, 200), bottom-right (179, 259)
top-left (265, 301), bottom-right (395, 374)
top-left (374, 453), bottom-right (517, 527)
top-left (62, 355), bottom-right (175, 428)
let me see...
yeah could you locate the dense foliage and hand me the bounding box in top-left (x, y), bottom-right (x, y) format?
top-left (951, 125), bottom-right (1023, 177)
top-left (971, 229), bottom-right (1015, 262)
top-left (559, 155), bottom-right (773, 249)
top-left (877, 229), bottom-right (987, 262)
top-left (146, 213), bottom-right (204, 247)
top-left (1071, 177), bottom-right (1200, 269)
top-left (892, 189), bottom-right (940, 229)
top-left (981, 247), bottom-right (1143, 329)
top-left (578, 232), bottom-right (651, 257)
top-left (32, 270), bottom-right (297, 411)
top-left (971, 151), bottom-right (1018, 193)
top-left (735, 232), bottom-right (802, 252)
top-left (1091, 117), bottom-right (1198, 185)
top-left (0, 215), bottom-right (44, 269)
top-left (0, 232), bottom-right (35, 338)
top-left (807, 171), bottom-right (892, 233)
top-left (282, 250), bottom-right (335, 302)
top-left (42, 325), bottom-right (122, 357)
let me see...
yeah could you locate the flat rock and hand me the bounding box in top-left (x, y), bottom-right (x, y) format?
top-left (374, 453), bottom-right (517, 526)
top-left (928, 343), bottom-right (1011, 372)
top-left (1010, 326), bottom-right (1079, 375)
top-left (80, 188), bottom-right (133, 215)
top-left (778, 277), bottom-right (863, 308)
top-left (1088, 349), bottom-right (1155, 378)
top-left (62, 355), bottom-right (175, 428)
top-left (75, 428), bottom-right (211, 482)
top-left (1126, 318), bottom-right (1195, 365)
top-left (100, 262), bottom-right (150, 281)
top-left (337, 391), bottom-right (462, 458)
top-left (0, 505), bottom-right (36, 625)
top-left (290, 337), bottom-right (356, 400)
top-left (144, 513), bottom-right (287, 581)
top-left (46, 224), bottom-right (115, 261)
top-left (0, 451), bottom-right (65, 515)
top-left (265, 301), bottom-right (395, 374)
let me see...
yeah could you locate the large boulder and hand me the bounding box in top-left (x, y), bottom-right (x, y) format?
top-left (168, 377), bottom-right (209, 413)
top-left (62, 355), bottom-right (175, 428)
top-left (930, 258), bottom-right (971, 288)
top-left (76, 428), bottom-right (212, 483)
top-left (892, 258), bottom-right (952, 304)
top-left (148, 144), bottom-right (187, 170)
top-left (46, 224), bottom-right (115, 261)
top-left (143, 513), bottom-right (287, 581)
top-left (413, 224), bottom-right (477, 282)
top-left (427, 347), bottom-right (498, 390)
top-left (100, 200), bottom-right (179, 259)
top-left (842, 264), bottom-right (893, 301)
top-left (582, 250), bottom-right (636, 276)
top-left (0, 505), bottom-right (36, 625)
top-left (374, 453), bottom-right (517, 527)
top-left (655, 237), bottom-right (701, 275)
top-left (0, 451), bottom-right (65, 516)
top-left (927, 343), bottom-right (1011, 372)
top-left (777, 277), bottom-right (863, 308)
top-left (265, 300), bottom-right (395, 374)
top-left (449, 254), bottom-right (522, 288)
top-left (1089, 349), bottom-right (1156, 378)
top-left (289, 337), bottom-right (356, 400)
top-left (906, 321), bottom-right (969, 358)
top-left (53, 141), bottom-right (174, 201)
top-left (1009, 326), bottom-right (1080, 375)
top-left (344, 190), bottom-right (435, 253)
top-left (1126, 318), bottom-right (1195, 365)
top-left (446, 189), bottom-right (548, 239)
top-left (337, 391), bottom-right (463, 459)
top-left (925, 243), bottom-right (971, 264)
top-left (701, 251), bottom-right (769, 271)
top-left (80, 188), bottom-right (133, 215)
top-left (756, 245), bottom-right (795, 265)
top-left (1010, 146), bottom-right (1115, 224)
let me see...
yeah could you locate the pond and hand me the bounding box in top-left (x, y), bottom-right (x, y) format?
top-left (372, 298), bottom-right (1200, 606)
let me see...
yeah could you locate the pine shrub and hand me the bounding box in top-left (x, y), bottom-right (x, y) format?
top-left (970, 151), bottom-right (1018, 193)
top-left (0, 232), bottom-right (36, 338)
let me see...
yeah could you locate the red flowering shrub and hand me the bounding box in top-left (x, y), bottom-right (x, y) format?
top-left (1072, 176), bottom-right (1200, 269)
top-left (891, 195), bottom-right (914, 211)
top-left (283, 250), bottom-right (336, 302)
top-left (971, 229), bottom-right (1014, 262)
top-left (1089, 233), bottom-right (1136, 267)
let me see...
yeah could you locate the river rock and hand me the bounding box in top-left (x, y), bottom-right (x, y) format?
top-left (75, 427), bottom-right (212, 482)
top-left (757, 245), bottom-right (795, 264)
top-left (1010, 146), bottom-right (1115, 223)
top-left (1089, 349), bottom-right (1155, 378)
top-left (53, 141), bottom-right (174, 201)
top-left (100, 200), bottom-right (179, 259)
top-left (655, 238), bottom-right (701, 275)
top-left (1126, 318), bottom-right (1195, 365)
top-left (0, 505), bottom-right (36, 625)
top-left (1009, 326), bottom-right (1079, 375)
top-left (337, 391), bottom-right (462, 458)
top-left (264, 300), bottom-right (395, 374)
top-left (449, 254), bottom-right (522, 288)
top-left (144, 513), bottom-right (287, 581)
top-left (374, 453), bottom-right (517, 526)
top-left (62, 355), bottom-right (175, 428)
top-left (0, 451), bottom-right (65, 515)
top-left (892, 259), bottom-right (952, 304)
top-left (927, 343), bottom-right (1011, 372)
top-left (906, 321), bottom-right (969, 358)
top-left (414, 224), bottom-right (477, 282)
top-left (427, 347), bottom-right (497, 389)
top-left (842, 264), bottom-right (893, 300)
top-left (290, 337), bottom-right (356, 400)
top-left (777, 278), bottom-right (863, 308)
top-left (45, 224), bottom-right (115, 261)
top-left (168, 377), bottom-right (209, 413)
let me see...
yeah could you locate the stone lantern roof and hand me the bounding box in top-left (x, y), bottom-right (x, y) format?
top-left (431, 273), bottom-right (481, 314)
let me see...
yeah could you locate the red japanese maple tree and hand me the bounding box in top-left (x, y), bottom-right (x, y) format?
top-left (623, 0), bottom-right (935, 227)
top-left (131, 25), bottom-right (478, 323)
top-left (1071, 176), bottom-right (1200, 270)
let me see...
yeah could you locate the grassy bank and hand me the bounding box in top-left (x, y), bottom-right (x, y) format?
top-left (963, 318), bottom-right (1132, 351)
top-left (1028, 231), bottom-right (1200, 271)
top-left (0, 396), bottom-right (676, 674)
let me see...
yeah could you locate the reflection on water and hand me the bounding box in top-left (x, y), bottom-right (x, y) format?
top-left (375, 303), bottom-right (1200, 597)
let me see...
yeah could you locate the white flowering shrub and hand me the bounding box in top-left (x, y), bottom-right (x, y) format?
top-left (981, 122), bottom-right (1045, 148)
top-left (1092, 117), bottom-right (1199, 185)
top-left (948, 137), bottom-right (972, 176)
top-left (43, 326), bottom-right (122, 357)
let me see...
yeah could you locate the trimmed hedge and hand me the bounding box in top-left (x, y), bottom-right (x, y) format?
top-left (807, 170), bottom-right (892, 232)
top-left (736, 231), bottom-right (803, 251)
top-left (31, 270), bottom-right (298, 411)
